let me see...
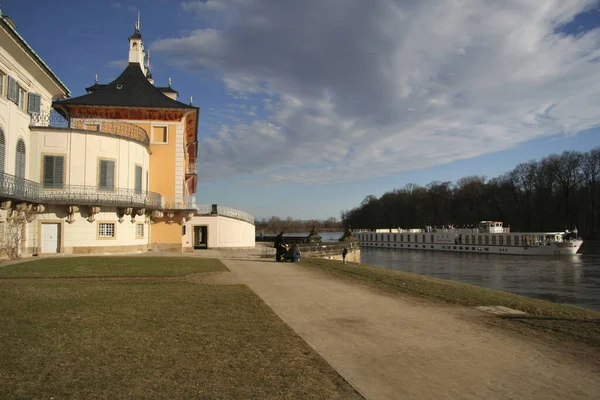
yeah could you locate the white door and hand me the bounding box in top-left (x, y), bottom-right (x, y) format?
top-left (41, 223), bottom-right (60, 253)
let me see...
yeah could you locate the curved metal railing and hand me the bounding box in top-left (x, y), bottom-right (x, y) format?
top-left (40, 185), bottom-right (162, 208)
top-left (0, 171), bottom-right (161, 208)
top-left (30, 110), bottom-right (150, 147)
top-left (0, 172), bottom-right (40, 202)
top-left (193, 203), bottom-right (254, 224)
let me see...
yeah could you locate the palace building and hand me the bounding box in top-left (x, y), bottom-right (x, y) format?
top-left (0, 11), bottom-right (255, 257)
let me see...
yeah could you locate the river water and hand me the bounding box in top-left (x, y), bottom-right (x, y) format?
top-left (360, 241), bottom-right (600, 311)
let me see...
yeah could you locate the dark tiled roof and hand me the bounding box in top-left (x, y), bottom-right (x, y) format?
top-left (129, 28), bottom-right (142, 40)
top-left (85, 83), bottom-right (106, 93)
top-left (157, 86), bottom-right (179, 95)
top-left (55, 63), bottom-right (195, 109)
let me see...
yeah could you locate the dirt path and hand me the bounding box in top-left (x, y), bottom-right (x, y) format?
top-left (220, 257), bottom-right (600, 400)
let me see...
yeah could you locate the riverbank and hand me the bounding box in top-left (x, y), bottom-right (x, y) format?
top-left (301, 257), bottom-right (600, 350)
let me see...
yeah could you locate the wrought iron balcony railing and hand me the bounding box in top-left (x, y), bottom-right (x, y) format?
top-left (0, 171), bottom-right (161, 209)
top-left (30, 110), bottom-right (150, 147)
top-left (0, 172), bottom-right (255, 223)
top-left (39, 185), bottom-right (162, 208)
top-left (0, 172), bottom-right (41, 202)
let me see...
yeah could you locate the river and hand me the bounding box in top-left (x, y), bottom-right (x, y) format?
top-left (360, 241), bottom-right (600, 311)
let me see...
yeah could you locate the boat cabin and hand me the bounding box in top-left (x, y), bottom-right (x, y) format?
top-left (477, 221), bottom-right (506, 233)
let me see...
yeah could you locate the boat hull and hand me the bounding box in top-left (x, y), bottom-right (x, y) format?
top-left (357, 236), bottom-right (582, 256)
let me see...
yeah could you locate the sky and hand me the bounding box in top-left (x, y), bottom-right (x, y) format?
top-left (5, 0), bottom-right (600, 220)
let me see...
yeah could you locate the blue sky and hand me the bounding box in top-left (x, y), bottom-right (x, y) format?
top-left (5, 0), bottom-right (600, 220)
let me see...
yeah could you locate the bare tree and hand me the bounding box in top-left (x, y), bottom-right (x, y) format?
top-left (0, 206), bottom-right (36, 259)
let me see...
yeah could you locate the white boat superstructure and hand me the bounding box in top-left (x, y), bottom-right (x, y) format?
top-left (356, 221), bottom-right (583, 256)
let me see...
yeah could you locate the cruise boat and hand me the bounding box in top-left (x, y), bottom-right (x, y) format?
top-left (356, 221), bottom-right (583, 256)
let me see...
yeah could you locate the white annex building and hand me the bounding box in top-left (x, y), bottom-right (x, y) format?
top-left (0, 10), bottom-right (254, 257)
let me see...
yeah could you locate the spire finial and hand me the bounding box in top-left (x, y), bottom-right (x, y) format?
top-left (168, 77), bottom-right (172, 87)
top-left (137, 11), bottom-right (140, 31)
top-left (95, 73), bottom-right (98, 83)
top-left (190, 96), bottom-right (193, 105)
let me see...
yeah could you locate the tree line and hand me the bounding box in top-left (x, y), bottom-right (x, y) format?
top-left (256, 216), bottom-right (342, 234)
top-left (341, 148), bottom-right (600, 239)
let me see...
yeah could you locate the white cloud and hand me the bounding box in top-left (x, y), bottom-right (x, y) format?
top-left (153, 0), bottom-right (600, 184)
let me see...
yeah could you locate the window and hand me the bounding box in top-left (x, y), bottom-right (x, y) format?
top-left (136, 223), bottom-right (144, 238)
top-left (152, 126), bottom-right (167, 143)
top-left (135, 165), bottom-right (143, 194)
top-left (492, 236), bottom-right (496, 245)
top-left (485, 236), bottom-right (489, 245)
top-left (499, 236), bottom-right (504, 245)
top-left (430, 234), bottom-right (434, 242)
top-left (0, 128), bottom-right (4, 173)
top-left (98, 159), bottom-right (115, 190)
top-left (507, 236), bottom-right (512, 245)
top-left (477, 235), bottom-right (482, 245)
top-left (7, 76), bottom-right (17, 102)
top-left (98, 223), bottom-right (115, 238)
top-left (514, 236), bottom-right (519, 246)
top-left (27, 93), bottom-right (41, 114)
top-left (17, 85), bottom-right (26, 110)
top-left (465, 236), bottom-right (469, 245)
top-left (43, 155), bottom-right (64, 188)
top-left (15, 139), bottom-right (25, 178)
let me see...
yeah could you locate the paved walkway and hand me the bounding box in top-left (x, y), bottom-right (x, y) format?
top-left (219, 255), bottom-right (600, 400)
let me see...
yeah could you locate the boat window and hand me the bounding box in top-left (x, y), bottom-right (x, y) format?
top-left (423, 234), bottom-right (426, 243)
top-left (407, 235), bottom-right (410, 242)
top-left (400, 234), bottom-right (403, 242)
top-left (472, 235), bottom-right (476, 244)
top-left (465, 236), bottom-right (470, 245)
top-left (485, 236), bottom-right (490, 245)
top-left (394, 234), bottom-right (397, 241)
top-left (499, 236), bottom-right (504, 245)
top-left (415, 235), bottom-right (418, 243)
top-left (484, 248), bottom-right (489, 251)
top-left (492, 236), bottom-right (496, 245)
top-left (387, 234), bottom-right (390, 242)
top-left (430, 234), bottom-right (434, 243)
top-left (478, 235), bottom-right (482, 245)
top-left (513, 236), bottom-right (518, 246)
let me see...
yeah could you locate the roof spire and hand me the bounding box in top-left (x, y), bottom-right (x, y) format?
top-left (146, 50), bottom-right (151, 70)
top-left (95, 73), bottom-right (98, 83)
top-left (189, 96), bottom-right (193, 105)
top-left (137, 10), bottom-right (140, 31)
top-left (168, 77), bottom-right (172, 87)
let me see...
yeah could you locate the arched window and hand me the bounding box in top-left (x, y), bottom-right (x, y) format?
top-left (15, 139), bottom-right (25, 178)
top-left (0, 128), bottom-right (5, 173)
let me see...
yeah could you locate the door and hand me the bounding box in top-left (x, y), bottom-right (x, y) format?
top-left (41, 223), bottom-right (60, 253)
top-left (193, 226), bottom-right (208, 249)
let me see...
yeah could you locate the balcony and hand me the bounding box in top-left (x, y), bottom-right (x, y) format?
top-left (40, 185), bottom-right (162, 209)
top-left (0, 172), bottom-right (255, 225)
top-left (0, 171), bottom-right (161, 209)
top-left (30, 111), bottom-right (150, 147)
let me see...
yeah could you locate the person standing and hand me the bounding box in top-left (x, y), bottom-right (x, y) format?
top-left (342, 246), bottom-right (348, 264)
top-left (274, 231), bottom-right (285, 262)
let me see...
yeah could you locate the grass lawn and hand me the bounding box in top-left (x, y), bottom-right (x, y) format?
top-left (0, 257), bottom-right (227, 278)
top-left (0, 257), bottom-right (360, 399)
top-left (301, 257), bottom-right (600, 350)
